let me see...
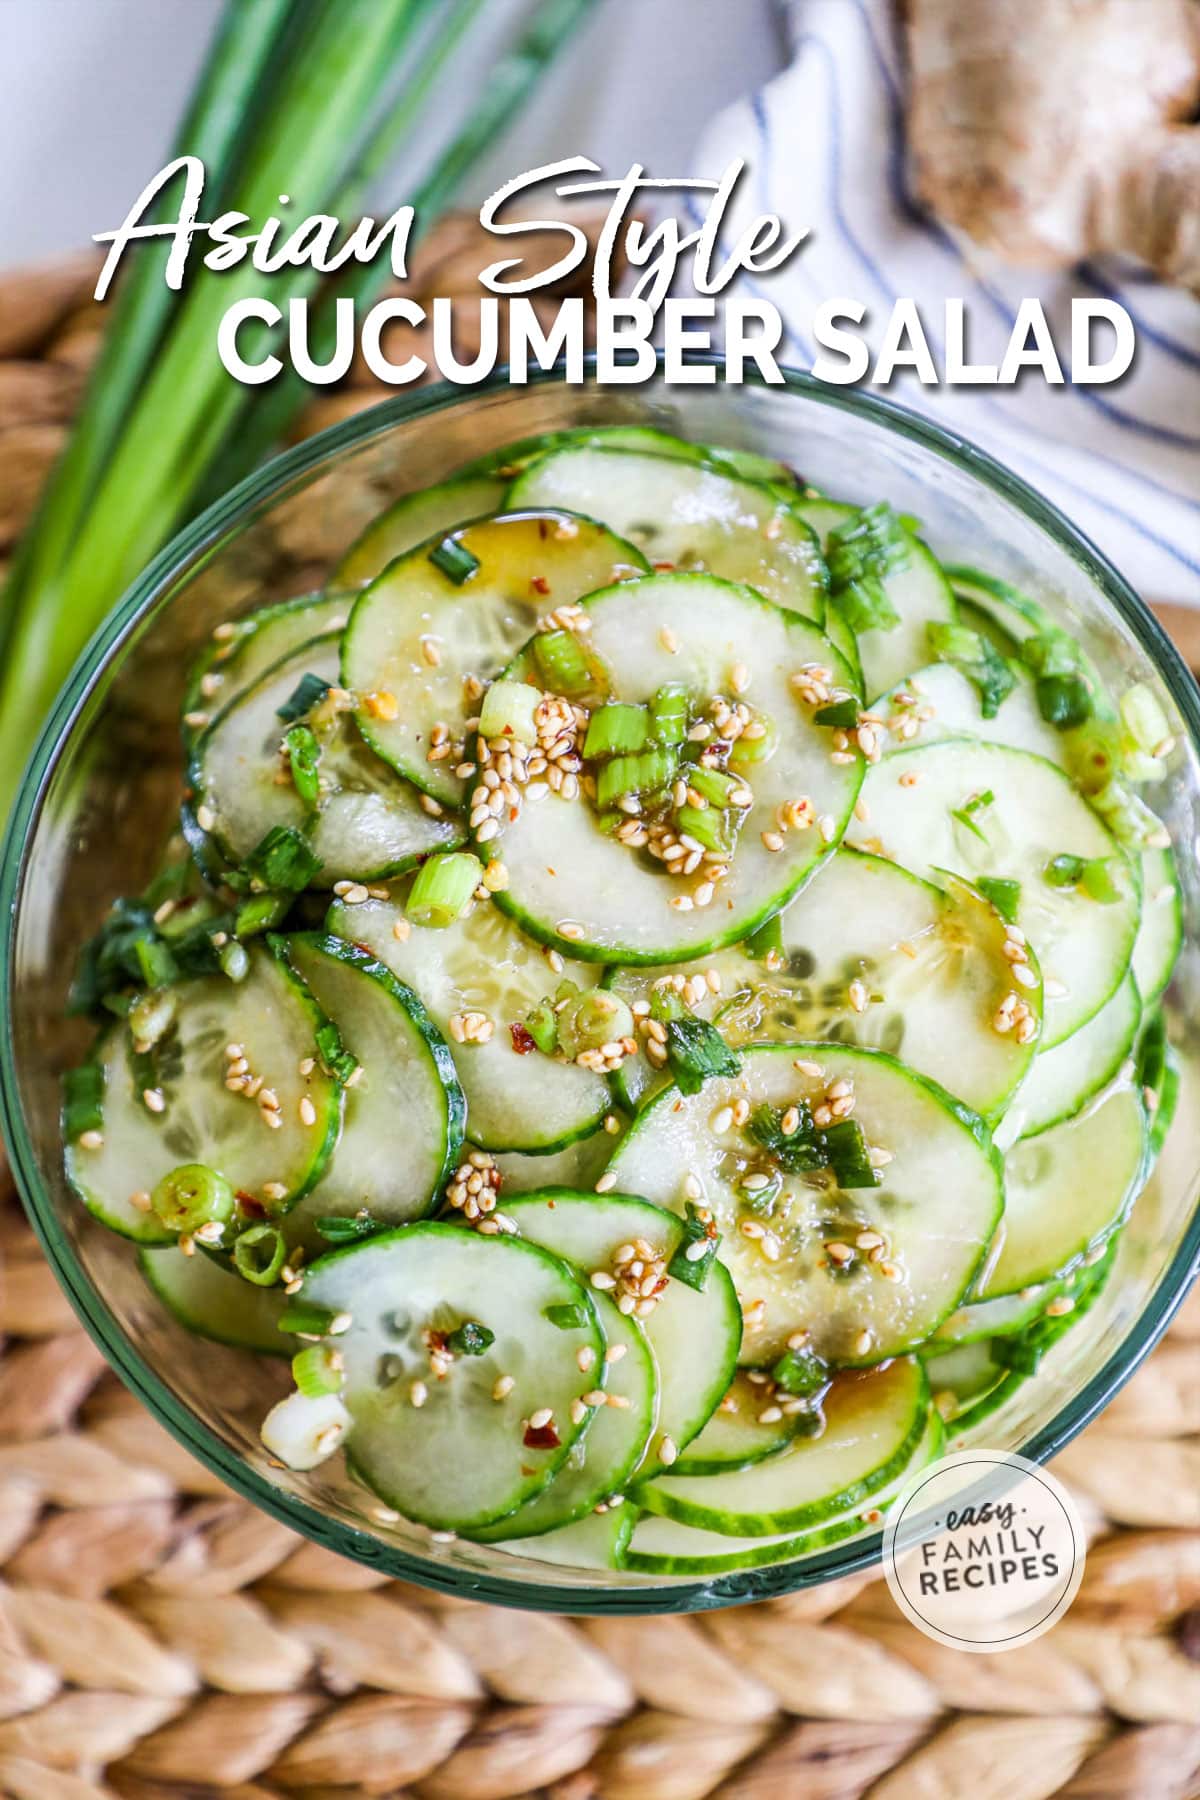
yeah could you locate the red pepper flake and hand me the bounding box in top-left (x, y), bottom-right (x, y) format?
top-left (237, 1191), bottom-right (266, 1219)
top-left (353, 941), bottom-right (373, 956)
top-left (510, 1022), bottom-right (536, 1055)
top-left (531, 575), bottom-right (551, 596)
top-left (653, 560), bottom-right (676, 572)
top-left (537, 519), bottom-right (549, 539)
top-left (523, 1421), bottom-right (561, 1450)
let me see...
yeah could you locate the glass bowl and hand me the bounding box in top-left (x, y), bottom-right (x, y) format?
top-left (4, 362), bottom-right (1199, 1616)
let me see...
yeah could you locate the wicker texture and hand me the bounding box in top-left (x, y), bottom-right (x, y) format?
top-left (2, 226), bottom-right (1200, 1799)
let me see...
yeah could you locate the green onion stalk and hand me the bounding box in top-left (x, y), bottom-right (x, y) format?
top-left (0, 0), bottom-right (598, 831)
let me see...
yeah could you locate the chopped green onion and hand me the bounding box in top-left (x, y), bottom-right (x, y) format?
top-left (813, 698), bottom-right (860, 730)
top-left (234, 1224), bottom-right (287, 1287)
top-left (666, 1202), bottom-right (721, 1291)
top-left (665, 1018), bottom-right (741, 1096)
top-left (823, 1120), bottom-right (880, 1188)
top-left (277, 1300), bottom-right (337, 1335)
top-left (479, 678), bottom-right (542, 744)
top-left (135, 935), bottom-right (180, 990)
top-left (686, 765), bottom-right (746, 808)
top-left (1137, 1009), bottom-right (1167, 1098)
top-left (63, 1063), bottom-right (105, 1140)
top-left (1044, 853), bottom-right (1085, 888)
top-left (276, 672), bottom-right (333, 724)
top-left (1080, 858), bottom-right (1123, 905)
top-left (242, 825), bottom-right (322, 893)
top-left (976, 876), bottom-right (1022, 923)
top-left (151, 1163), bottom-right (235, 1235)
top-left (445, 1320), bottom-right (495, 1356)
top-left (314, 1213), bottom-right (379, 1244)
top-left (1089, 778), bottom-right (1169, 849)
top-left (429, 535), bottom-right (481, 584)
top-left (284, 724), bottom-right (322, 809)
top-left (1120, 683), bottom-right (1171, 757)
top-left (531, 628), bottom-right (596, 696)
top-left (729, 711), bottom-right (779, 767)
top-left (950, 789), bottom-right (994, 842)
top-left (292, 1345), bottom-right (344, 1398)
top-left (676, 804), bottom-right (734, 857)
top-left (748, 1102), bottom-right (825, 1174)
top-left (770, 1342), bottom-right (828, 1397)
top-left (1036, 672), bottom-right (1093, 729)
top-left (407, 852), bottom-right (483, 929)
top-left (556, 989), bottom-right (635, 1060)
top-left (128, 988), bottom-right (177, 1050)
top-left (827, 503), bottom-right (907, 633)
top-left (927, 621), bottom-right (1016, 721)
top-left (583, 702), bottom-right (649, 759)
top-left (543, 1302), bottom-right (589, 1330)
top-left (595, 749), bottom-right (677, 811)
top-left (315, 1019), bottom-right (359, 1086)
top-left (234, 892), bottom-right (292, 938)
top-left (650, 683), bottom-right (689, 746)
top-left (523, 1000), bottom-right (559, 1057)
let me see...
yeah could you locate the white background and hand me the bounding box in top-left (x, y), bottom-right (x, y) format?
top-left (0, 0), bottom-right (781, 269)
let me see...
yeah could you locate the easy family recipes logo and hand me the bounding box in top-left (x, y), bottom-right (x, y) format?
top-left (91, 155), bottom-right (1137, 390)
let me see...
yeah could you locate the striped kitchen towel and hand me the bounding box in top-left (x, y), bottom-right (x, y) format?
top-left (694, 0), bottom-right (1200, 605)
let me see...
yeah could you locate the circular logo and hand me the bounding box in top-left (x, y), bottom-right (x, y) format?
top-left (882, 1449), bottom-right (1086, 1652)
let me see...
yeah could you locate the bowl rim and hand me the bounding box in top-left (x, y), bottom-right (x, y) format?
top-left (4, 353), bottom-right (1200, 1615)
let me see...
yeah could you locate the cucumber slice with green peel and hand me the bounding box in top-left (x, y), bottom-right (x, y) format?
top-left (822, 605), bottom-right (863, 697)
top-left (508, 447), bottom-right (828, 625)
top-left (495, 1502), bottom-right (635, 1571)
top-left (999, 971), bottom-right (1139, 1145)
top-left (718, 853), bottom-right (1040, 1124)
top-left (65, 946), bottom-right (342, 1239)
top-left (496, 1190), bottom-right (742, 1454)
top-left (877, 663), bottom-right (1065, 765)
top-left (670, 1368), bottom-right (809, 1476)
top-left (980, 1082), bottom-right (1147, 1299)
top-left (930, 1282), bottom-right (1064, 1349)
top-left (1132, 847), bottom-right (1183, 1006)
top-left (277, 935), bottom-right (464, 1241)
top-left (788, 497), bottom-right (856, 548)
top-left (923, 1342), bottom-right (1008, 1421)
top-left (326, 895), bottom-right (610, 1153)
top-left (702, 444), bottom-right (796, 485)
top-left (489, 573), bottom-right (863, 964)
top-left (191, 636), bottom-right (462, 886)
top-left (334, 472), bottom-right (509, 588)
top-left (955, 597), bottom-right (1023, 659)
top-left (820, 510), bottom-right (956, 703)
top-left (635, 1357), bottom-right (928, 1537)
top-left (1148, 1038), bottom-right (1180, 1160)
top-left (343, 510), bottom-right (648, 806)
top-left (623, 1409), bottom-right (942, 1574)
top-left (300, 1222), bottom-right (606, 1532)
top-left (489, 1129), bottom-right (617, 1195)
top-left (850, 739), bottom-right (1141, 1049)
top-left (138, 1245), bottom-right (290, 1354)
top-left (606, 1043), bottom-right (1003, 1367)
top-left (469, 1288), bottom-right (657, 1540)
top-left (182, 592), bottom-right (352, 747)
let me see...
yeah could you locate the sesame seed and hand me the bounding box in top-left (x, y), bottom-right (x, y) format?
top-left (730, 663), bottom-right (750, 694)
top-left (1011, 962), bottom-right (1038, 989)
top-left (757, 1405), bottom-right (783, 1425)
top-left (583, 1389), bottom-right (608, 1407)
top-left (420, 636), bottom-right (442, 666)
top-left (659, 625), bottom-right (680, 653)
top-left (143, 1089), bottom-right (165, 1114)
top-left (410, 1380), bottom-right (428, 1408)
top-left (195, 805), bottom-right (216, 833)
top-left (711, 1106), bottom-right (734, 1135)
top-left (761, 830), bottom-right (784, 852)
top-left (659, 1435), bottom-right (678, 1466)
top-left (529, 1407), bottom-right (554, 1430)
top-left (577, 1346), bottom-right (596, 1372)
top-left (607, 1393), bottom-right (631, 1410)
top-left (129, 1190), bottom-right (151, 1211)
top-left (77, 1129), bottom-right (104, 1151)
top-left (595, 1172), bottom-right (617, 1193)
top-left (329, 1312), bottom-right (352, 1335)
top-left (853, 1329), bottom-right (873, 1357)
top-left (590, 1270), bottom-right (617, 1290)
top-left (848, 979), bottom-right (868, 1014)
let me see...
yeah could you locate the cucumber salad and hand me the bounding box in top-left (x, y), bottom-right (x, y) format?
top-left (63, 424), bottom-right (1184, 1580)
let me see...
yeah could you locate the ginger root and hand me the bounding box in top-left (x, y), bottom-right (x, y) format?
top-left (901, 0), bottom-right (1200, 288)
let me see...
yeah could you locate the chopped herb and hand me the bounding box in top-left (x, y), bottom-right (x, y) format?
top-left (522, 1000), bottom-right (559, 1057)
top-left (234, 892), bottom-right (292, 938)
top-left (583, 702), bottom-right (649, 759)
top-left (666, 1201), bottom-right (721, 1290)
top-left (813, 697), bottom-right (860, 730)
top-left (770, 1341), bottom-right (828, 1397)
top-left (665, 1017), bottom-right (741, 1095)
top-left (314, 1213), bottom-right (380, 1243)
top-left (314, 1018), bottom-right (359, 1085)
top-left (926, 621), bottom-right (1016, 720)
top-left (135, 934), bottom-right (181, 990)
top-left (284, 723), bottom-right (322, 808)
top-left (63, 1062), bottom-right (105, 1139)
top-left (827, 503), bottom-right (907, 633)
top-left (950, 789), bottom-right (995, 842)
top-left (543, 1302), bottom-right (589, 1330)
top-left (275, 672), bottom-right (332, 724)
top-left (292, 1344), bottom-right (343, 1398)
top-left (744, 913), bottom-right (784, 962)
top-left (1036, 672), bottom-right (1093, 729)
top-left (596, 748), bottom-right (678, 811)
top-left (446, 1320), bottom-right (495, 1356)
top-left (675, 803), bottom-right (734, 857)
top-left (531, 628), bottom-right (596, 696)
top-left (822, 1119), bottom-right (879, 1189)
top-left (650, 682), bottom-right (689, 746)
top-left (1044, 853), bottom-right (1085, 889)
top-left (976, 876), bottom-right (1021, 923)
top-left (242, 825), bottom-right (322, 892)
top-left (277, 1299), bottom-right (337, 1334)
top-left (428, 535), bottom-right (480, 584)
top-left (748, 1101), bottom-right (826, 1174)
top-left (1043, 853), bottom-right (1121, 903)
top-left (234, 1224), bottom-right (287, 1287)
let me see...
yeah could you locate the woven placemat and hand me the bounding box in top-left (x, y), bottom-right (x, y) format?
top-left (3, 233), bottom-right (1200, 1800)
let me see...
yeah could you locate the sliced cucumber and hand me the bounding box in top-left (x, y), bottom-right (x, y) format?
top-left (718, 852), bottom-right (1040, 1124)
top-left (1132, 847), bottom-right (1183, 1005)
top-left (65, 945), bottom-right (341, 1239)
top-left (279, 935), bottom-right (464, 1240)
top-left (606, 1044), bottom-right (1003, 1366)
top-left (670, 1369), bottom-right (806, 1476)
top-left (191, 636), bottom-right (461, 886)
top-left (495, 1502), bottom-right (635, 1571)
top-left (930, 1283), bottom-right (1063, 1349)
top-left (490, 573), bottom-right (863, 963)
top-left (343, 511), bottom-right (647, 806)
top-left (980, 1081), bottom-right (1147, 1298)
top-left (497, 1190), bottom-right (742, 1453)
top-left (635, 1357), bottom-right (928, 1536)
top-left (788, 497), bottom-right (856, 548)
top-left (138, 1245), bottom-right (290, 1354)
top-left (301, 1222), bottom-right (605, 1532)
top-left (922, 1342), bottom-right (1008, 1421)
top-left (999, 971), bottom-right (1139, 1144)
top-left (835, 532), bottom-right (957, 703)
top-left (470, 1288), bottom-right (656, 1540)
top-left (326, 894), bottom-right (610, 1152)
top-left (877, 663), bottom-right (1065, 764)
top-left (490, 1130), bottom-right (617, 1195)
top-left (623, 1409), bottom-right (942, 1574)
top-left (182, 592), bottom-right (351, 746)
top-left (335, 472), bottom-right (509, 588)
top-left (823, 605), bottom-right (863, 697)
top-left (509, 447), bottom-right (828, 624)
top-left (850, 739), bottom-right (1140, 1048)
top-left (606, 947), bottom-right (761, 1114)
